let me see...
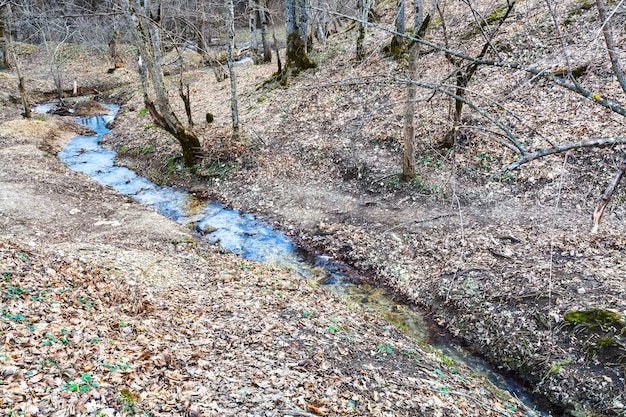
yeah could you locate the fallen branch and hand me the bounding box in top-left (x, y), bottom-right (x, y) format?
top-left (493, 137), bottom-right (626, 177)
top-left (592, 154), bottom-right (626, 233)
top-left (383, 213), bottom-right (455, 234)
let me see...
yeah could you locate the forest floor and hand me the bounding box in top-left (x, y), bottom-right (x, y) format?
top-left (0, 45), bottom-right (547, 417)
top-left (1, 0), bottom-right (626, 415)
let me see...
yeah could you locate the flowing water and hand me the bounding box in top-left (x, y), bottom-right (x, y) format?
top-left (55, 104), bottom-right (548, 416)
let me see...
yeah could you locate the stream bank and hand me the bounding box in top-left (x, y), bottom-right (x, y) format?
top-left (0, 106), bottom-right (547, 416)
top-left (104, 69), bottom-right (626, 416)
top-left (61, 105), bottom-right (548, 415)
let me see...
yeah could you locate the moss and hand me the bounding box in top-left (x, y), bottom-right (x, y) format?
top-left (383, 38), bottom-right (407, 59)
top-left (261, 32), bottom-right (316, 88)
top-left (550, 65), bottom-right (588, 79)
top-left (564, 308), bottom-right (625, 330)
top-left (286, 32), bottom-right (316, 71)
top-left (460, 2), bottom-right (516, 40)
top-left (564, 0), bottom-right (593, 25)
top-left (595, 336), bottom-right (616, 348)
top-left (484, 3), bottom-right (512, 25)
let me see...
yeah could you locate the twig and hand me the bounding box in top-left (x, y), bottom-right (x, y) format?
top-left (370, 173), bottom-right (398, 185)
top-left (592, 154), bottom-right (626, 233)
top-left (383, 213), bottom-right (454, 234)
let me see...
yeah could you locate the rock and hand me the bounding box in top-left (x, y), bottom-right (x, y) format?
top-left (74, 101), bottom-right (110, 117)
top-left (196, 222), bottom-right (217, 235)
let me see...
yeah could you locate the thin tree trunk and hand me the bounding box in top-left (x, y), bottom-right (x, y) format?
top-left (272, 29), bottom-right (282, 73)
top-left (401, 0), bottom-right (429, 181)
top-left (4, 3), bottom-right (29, 118)
top-left (0, 18), bottom-right (10, 70)
top-left (597, 0), bottom-right (626, 95)
top-left (402, 42), bottom-right (418, 180)
top-left (356, 0), bottom-right (368, 61)
top-left (179, 77), bottom-right (193, 128)
top-left (317, 3), bottom-right (327, 46)
top-left (258, 0), bottom-right (271, 62)
top-left (109, 29), bottom-right (123, 68)
top-left (248, 0), bottom-right (260, 63)
top-left (391, 0), bottom-right (405, 52)
top-left (298, 0), bottom-right (308, 48)
top-left (227, 0), bottom-right (239, 140)
top-left (592, 155), bottom-right (626, 233)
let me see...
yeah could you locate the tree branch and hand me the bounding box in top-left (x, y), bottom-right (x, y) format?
top-left (596, 0), bottom-right (626, 95)
top-left (311, 6), bottom-right (626, 118)
top-left (592, 154), bottom-right (626, 233)
top-left (494, 137), bottom-right (626, 177)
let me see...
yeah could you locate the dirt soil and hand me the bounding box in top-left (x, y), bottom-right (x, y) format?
top-left (1, 0), bottom-right (626, 415)
top-left (0, 47), bottom-right (543, 417)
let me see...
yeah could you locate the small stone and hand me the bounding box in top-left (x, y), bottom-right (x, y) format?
top-left (577, 287), bottom-right (586, 295)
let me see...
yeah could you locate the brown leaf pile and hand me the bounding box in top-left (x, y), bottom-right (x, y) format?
top-left (1, 238), bottom-right (538, 416)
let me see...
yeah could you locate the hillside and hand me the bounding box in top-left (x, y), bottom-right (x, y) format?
top-left (1, 0), bottom-right (626, 415)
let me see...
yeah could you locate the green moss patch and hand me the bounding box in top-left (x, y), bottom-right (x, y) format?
top-left (564, 308), bottom-right (625, 330)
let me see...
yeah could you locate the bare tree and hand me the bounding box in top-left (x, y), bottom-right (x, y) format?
top-left (226, 0), bottom-right (239, 139)
top-left (1, 1), bottom-right (30, 118)
top-left (258, 0), bottom-right (271, 62)
top-left (355, 0), bottom-right (367, 61)
top-left (401, 0), bottom-right (434, 181)
top-left (120, 0), bottom-right (202, 167)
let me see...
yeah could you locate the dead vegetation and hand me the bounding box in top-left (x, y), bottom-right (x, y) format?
top-left (1, 0), bottom-right (626, 415)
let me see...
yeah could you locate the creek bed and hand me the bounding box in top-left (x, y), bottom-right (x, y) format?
top-left (55, 104), bottom-right (549, 416)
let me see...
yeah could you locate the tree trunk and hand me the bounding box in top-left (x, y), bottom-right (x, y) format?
top-left (316, 3), bottom-right (327, 46)
top-left (248, 0), bottom-right (260, 64)
top-left (258, 0), bottom-right (271, 62)
top-left (3, 3), bottom-right (29, 118)
top-left (0, 18), bottom-right (10, 70)
top-left (285, 0), bottom-right (297, 36)
top-left (109, 29), bottom-right (123, 68)
top-left (356, 0), bottom-right (368, 61)
top-left (402, 42), bottom-right (418, 180)
top-left (389, 0), bottom-right (405, 54)
top-left (280, 0), bottom-right (315, 85)
top-left (298, 0), bottom-right (308, 48)
top-left (272, 29), bottom-right (282, 73)
top-left (121, 0), bottom-right (202, 167)
top-left (227, 0), bottom-right (239, 140)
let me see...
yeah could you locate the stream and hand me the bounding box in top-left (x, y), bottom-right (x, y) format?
top-left (54, 104), bottom-right (548, 416)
